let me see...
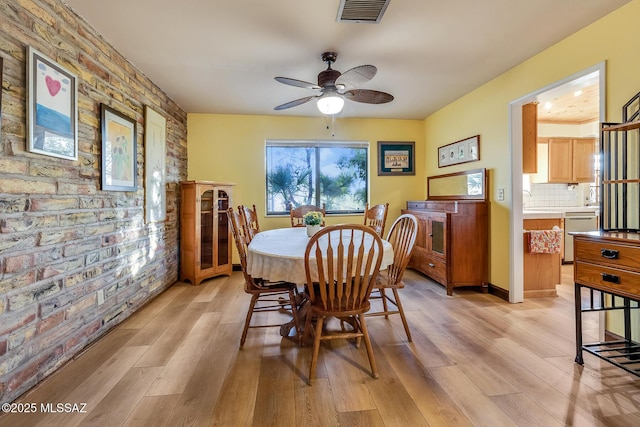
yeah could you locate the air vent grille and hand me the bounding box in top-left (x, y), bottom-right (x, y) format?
top-left (337, 0), bottom-right (391, 23)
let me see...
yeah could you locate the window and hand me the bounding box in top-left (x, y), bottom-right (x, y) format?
top-left (266, 140), bottom-right (368, 215)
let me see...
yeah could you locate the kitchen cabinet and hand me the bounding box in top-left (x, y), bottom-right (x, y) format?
top-left (530, 137), bottom-right (595, 183)
top-left (522, 102), bottom-right (538, 173)
top-left (180, 181), bottom-right (234, 285)
top-left (548, 137), bottom-right (595, 183)
top-left (523, 218), bottom-right (561, 297)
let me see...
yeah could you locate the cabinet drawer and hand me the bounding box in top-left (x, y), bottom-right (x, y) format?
top-left (575, 261), bottom-right (640, 298)
top-left (574, 239), bottom-right (640, 271)
top-left (412, 251), bottom-right (446, 284)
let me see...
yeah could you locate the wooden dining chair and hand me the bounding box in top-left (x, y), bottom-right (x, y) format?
top-left (367, 213), bottom-right (418, 341)
top-left (289, 203), bottom-right (326, 227)
top-left (303, 224), bottom-right (384, 383)
top-left (363, 202), bottom-right (389, 237)
top-left (227, 207), bottom-right (301, 346)
top-left (238, 204), bottom-right (260, 242)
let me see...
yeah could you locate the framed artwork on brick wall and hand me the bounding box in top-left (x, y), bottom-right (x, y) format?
top-left (144, 105), bottom-right (167, 223)
top-left (27, 46), bottom-right (78, 161)
top-left (101, 104), bottom-right (137, 191)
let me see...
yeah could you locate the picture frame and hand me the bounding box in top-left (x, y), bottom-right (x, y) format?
top-left (27, 46), bottom-right (78, 160)
top-left (101, 104), bottom-right (137, 191)
top-left (144, 105), bottom-right (167, 223)
top-left (377, 141), bottom-right (415, 176)
top-left (438, 135), bottom-right (480, 168)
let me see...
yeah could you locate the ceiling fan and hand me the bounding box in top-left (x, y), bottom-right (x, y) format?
top-left (274, 52), bottom-right (394, 115)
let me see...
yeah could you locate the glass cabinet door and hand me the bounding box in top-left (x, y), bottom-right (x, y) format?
top-left (200, 188), bottom-right (214, 270)
top-left (431, 219), bottom-right (445, 255)
top-left (216, 189), bottom-right (230, 267)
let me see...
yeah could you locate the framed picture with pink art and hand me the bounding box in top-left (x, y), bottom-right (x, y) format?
top-left (101, 104), bottom-right (137, 191)
top-left (27, 46), bottom-right (78, 160)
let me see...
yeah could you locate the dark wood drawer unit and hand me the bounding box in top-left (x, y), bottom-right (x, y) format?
top-left (573, 231), bottom-right (640, 377)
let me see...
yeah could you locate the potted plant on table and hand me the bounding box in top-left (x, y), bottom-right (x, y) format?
top-left (303, 211), bottom-right (323, 237)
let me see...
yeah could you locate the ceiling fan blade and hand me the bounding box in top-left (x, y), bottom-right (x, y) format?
top-left (335, 65), bottom-right (377, 89)
top-left (274, 96), bottom-right (317, 110)
top-left (344, 89), bottom-right (393, 104)
top-left (275, 77), bottom-right (321, 90)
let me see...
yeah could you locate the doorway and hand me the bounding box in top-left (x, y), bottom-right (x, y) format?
top-left (509, 63), bottom-right (605, 303)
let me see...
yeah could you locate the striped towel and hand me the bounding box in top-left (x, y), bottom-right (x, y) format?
top-left (529, 229), bottom-right (562, 254)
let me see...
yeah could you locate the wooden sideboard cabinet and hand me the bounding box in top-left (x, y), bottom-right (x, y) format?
top-left (573, 231), bottom-right (640, 377)
top-left (180, 181), bottom-right (234, 285)
top-left (402, 200), bottom-right (489, 295)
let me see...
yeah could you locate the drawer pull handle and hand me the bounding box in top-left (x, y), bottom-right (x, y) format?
top-left (428, 263), bottom-right (435, 268)
top-left (600, 249), bottom-right (619, 259)
top-left (601, 273), bottom-right (620, 284)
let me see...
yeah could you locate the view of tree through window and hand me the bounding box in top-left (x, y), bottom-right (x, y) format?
top-left (266, 141), bottom-right (368, 215)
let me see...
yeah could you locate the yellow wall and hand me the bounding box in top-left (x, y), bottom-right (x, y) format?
top-left (187, 0), bottom-right (640, 292)
top-left (187, 114), bottom-right (425, 230)
top-left (424, 0), bottom-right (640, 290)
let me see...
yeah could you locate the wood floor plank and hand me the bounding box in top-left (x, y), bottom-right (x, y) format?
top-left (209, 351), bottom-right (262, 426)
top-left (6, 269), bottom-right (640, 427)
top-left (253, 355), bottom-right (296, 427)
top-left (122, 395), bottom-right (180, 427)
top-left (428, 365), bottom-right (517, 426)
top-left (293, 378), bottom-right (340, 427)
top-left (35, 345), bottom-right (150, 427)
top-left (133, 302), bottom-right (210, 367)
top-left (163, 322), bottom-right (240, 427)
top-left (77, 366), bottom-right (163, 426)
top-left (367, 377), bottom-right (430, 426)
top-left (490, 392), bottom-right (563, 427)
top-left (380, 345), bottom-right (473, 427)
top-left (146, 312), bottom-right (221, 396)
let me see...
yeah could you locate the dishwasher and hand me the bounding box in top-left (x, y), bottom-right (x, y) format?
top-left (563, 211), bottom-right (598, 262)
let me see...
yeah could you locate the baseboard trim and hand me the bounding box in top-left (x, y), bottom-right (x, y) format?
top-left (488, 283), bottom-right (509, 301)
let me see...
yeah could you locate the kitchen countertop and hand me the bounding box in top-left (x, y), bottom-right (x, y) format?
top-left (523, 206), bottom-right (599, 220)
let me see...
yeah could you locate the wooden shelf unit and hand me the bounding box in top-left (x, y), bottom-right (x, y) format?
top-left (573, 231), bottom-right (640, 377)
top-left (180, 181), bottom-right (234, 285)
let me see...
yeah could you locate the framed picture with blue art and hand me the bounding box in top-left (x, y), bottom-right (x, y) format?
top-left (27, 46), bottom-right (78, 160)
top-left (101, 104), bottom-right (137, 191)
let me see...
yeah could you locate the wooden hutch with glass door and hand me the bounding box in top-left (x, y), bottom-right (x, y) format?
top-left (402, 168), bottom-right (489, 295)
top-left (180, 181), bottom-right (234, 285)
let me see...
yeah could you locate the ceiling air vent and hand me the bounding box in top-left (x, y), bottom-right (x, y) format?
top-left (337, 0), bottom-right (391, 23)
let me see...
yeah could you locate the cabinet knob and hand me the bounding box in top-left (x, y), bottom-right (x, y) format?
top-left (600, 249), bottom-right (619, 259)
top-left (428, 263), bottom-right (435, 268)
top-left (428, 233), bottom-right (433, 237)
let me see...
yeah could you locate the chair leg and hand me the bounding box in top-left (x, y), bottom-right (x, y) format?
top-left (392, 288), bottom-right (412, 342)
top-left (380, 288), bottom-right (389, 319)
top-left (288, 288), bottom-right (302, 345)
top-left (358, 314), bottom-right (378, 379)
top-left (240, 294), bottom-right (259, 347)
top-left (308, 315), bottom-right (325, 384)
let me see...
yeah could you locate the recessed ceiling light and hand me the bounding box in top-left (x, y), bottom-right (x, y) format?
top-left (544, 102), bottom-right (552, 110)
top-left (574, 90), bottom-right (583, 97)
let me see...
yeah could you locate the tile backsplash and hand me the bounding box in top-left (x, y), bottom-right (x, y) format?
top-left (523, 182), bottom-right (594, 208)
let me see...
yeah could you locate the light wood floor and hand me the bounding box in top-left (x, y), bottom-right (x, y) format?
top-left (2, 266), bottom-right (640, 426)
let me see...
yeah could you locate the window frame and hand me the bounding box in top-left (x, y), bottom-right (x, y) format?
top-left (265, 139), bottom-right (370, 216)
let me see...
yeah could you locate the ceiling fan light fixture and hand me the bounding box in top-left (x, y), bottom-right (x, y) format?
top-left (317, 93), bottom-right (344, 115)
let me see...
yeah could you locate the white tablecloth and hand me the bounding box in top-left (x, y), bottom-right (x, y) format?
top-left (246, 227), bottom-right (394, 285)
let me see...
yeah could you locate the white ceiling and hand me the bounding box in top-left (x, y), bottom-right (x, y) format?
top-left (63, 0), bottom-right (628, 120)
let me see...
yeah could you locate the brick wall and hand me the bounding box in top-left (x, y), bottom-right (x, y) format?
top-left (0, 0), bottom-right (187, 403)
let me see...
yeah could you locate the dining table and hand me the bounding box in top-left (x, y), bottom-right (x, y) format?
top-left (246, 227), bottom-right (394, 285)
top-left (246, 227), bottom-right (395, 341)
